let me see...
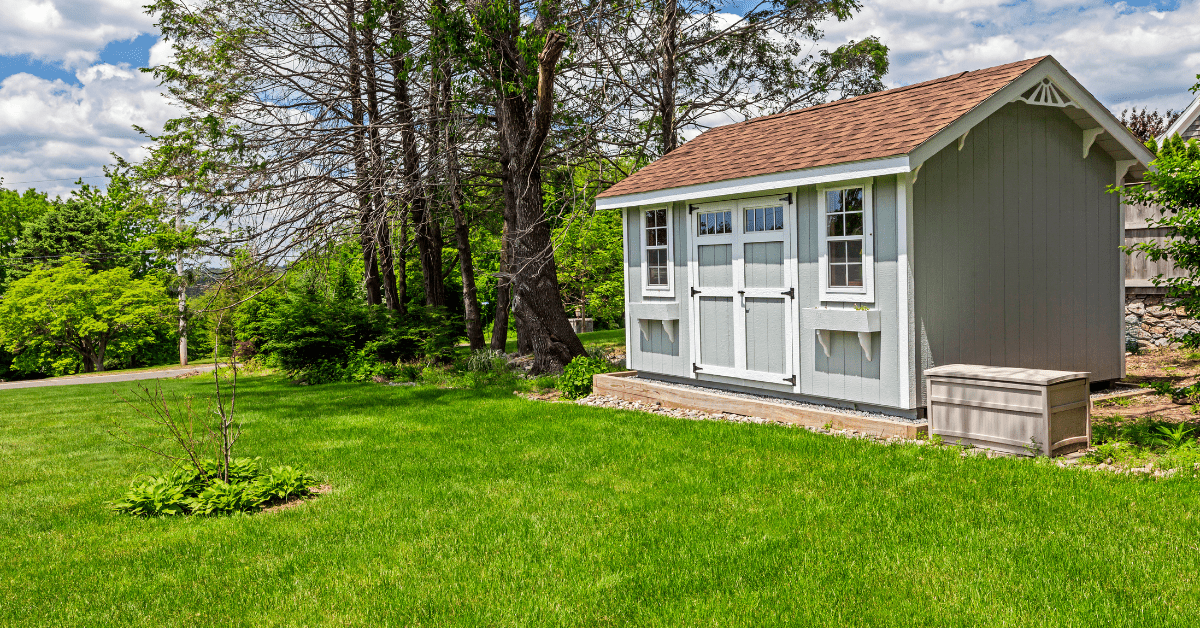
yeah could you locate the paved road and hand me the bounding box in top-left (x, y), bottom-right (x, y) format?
top-left (0, 365), bottom-right (218, 391)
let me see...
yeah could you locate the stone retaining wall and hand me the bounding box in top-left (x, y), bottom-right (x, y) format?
top-left (1125, 294), bottom-right (1199, 350)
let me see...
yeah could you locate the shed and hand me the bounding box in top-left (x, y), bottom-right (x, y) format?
top-left (597, 56), bottom-right (1155, 419)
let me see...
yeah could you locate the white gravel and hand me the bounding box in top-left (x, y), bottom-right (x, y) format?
top-left (626, 376), bottom-right (921, 423)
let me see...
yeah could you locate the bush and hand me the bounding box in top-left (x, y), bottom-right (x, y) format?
top-left (259, 296), bottom-right (463, 384)
top-left (559, 355), bottom-right (615, 399)
top-left (110, 458), bottom-right (317, 517)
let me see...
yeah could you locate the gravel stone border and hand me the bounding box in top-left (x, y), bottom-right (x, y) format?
top-left (627, 376), bottom-right (921, 423)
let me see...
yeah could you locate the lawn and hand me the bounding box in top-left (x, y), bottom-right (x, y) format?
top-left (485, 327), bottom-right (627, 355)
top-left (2, 375), bottom-right (1199, 626)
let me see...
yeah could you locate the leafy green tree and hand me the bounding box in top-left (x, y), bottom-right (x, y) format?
top-left (1124, 134), bottom-right (1200, 333)
top-left (0, 186), bottom-right (55, 287)
top-left (5, 168), bottom-right (171, 285)
top-left (0, 259), bottom-right (172, 372)
top-left (555, 206), bottom-right (624, 326)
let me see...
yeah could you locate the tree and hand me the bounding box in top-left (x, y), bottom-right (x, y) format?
top-left (1123, 134), bottom-right (1200, 334)
top-left (0, 186), bottom-right (55, 287)
top-left (1121, 107), bottom-right (1182, 143)
top-left (5, 168), bottom-right (170, 286)
top-left (0, 259), bottom-right (172, 372)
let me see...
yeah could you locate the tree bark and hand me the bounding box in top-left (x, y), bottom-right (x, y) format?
top-left (440, 82), bottom-right (485, 350)
top-left (659, 0), bottom-right (679, 154)
top-left (491, 29), bottom-right (585, 372)
top-left (346, 0), bottom-right (382, 306)
top-left (361, 14), bottom-right (401, 311)
top-left (489, 217), bottom-right (512, 352)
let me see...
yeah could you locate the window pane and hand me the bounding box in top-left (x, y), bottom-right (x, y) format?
top-left (721, 211), bottom-right (731, 233)
top-left (648, 248), bottom-right (665, 266)
top-left (774, 206), bottom-right (783, 230)
top-left (830, 264), bottom-right (847, 287)
top-left (826, 190), bottom-right (842, 213)
top-left (827, 214), bottom-right (844, 237)
top-left (845, 211), bottom-right (863, 236)
top-left (847, 240), bottom-right (863, 263)
top-left (645, 210), bottom-right (655, 227)
top-left (845, 188), bottom-right (863, 212)
top-left (698, 214), bottom-right (708, 235)
top-left (755, 208), bottom-right (765, 232)
top-left (848, 264), bottom-right (863, 286)
top-left (744, 209), bottom-right (753, 232)
top-left (654, 209), bottom-right (666, 227)
top-left (829, 241), bottom-right (846, 264)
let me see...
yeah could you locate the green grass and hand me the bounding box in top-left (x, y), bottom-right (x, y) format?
top-left (2, 376), bottom-right (1199, 626)
top-left (484, 327), bottom-right (626, 354)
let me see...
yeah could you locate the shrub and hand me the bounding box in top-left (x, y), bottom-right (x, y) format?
top-left (189, 480), bottom-right (264, 516)
top-left (110, 476), bottom-right (191, 517)
top-left (110, 458), bottom-right (317, 517)
top-left (559, 356), bottom-right (615, 399)
top-left (255, 466), bottom-right (317, 502)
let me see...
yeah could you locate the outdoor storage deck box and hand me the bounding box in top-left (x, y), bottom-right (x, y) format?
top-left (925, 365), bottom-right (1090, 456)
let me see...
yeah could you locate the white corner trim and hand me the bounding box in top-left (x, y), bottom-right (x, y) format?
top-left (1082, 127), bottom-right (1105, 159)
top-left (595, 156), bottom-right (911, 210)
top-left (896, 176), bottom-right (915, 409)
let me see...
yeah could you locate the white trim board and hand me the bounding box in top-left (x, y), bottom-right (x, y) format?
top-left (1160, 93), bottom-right (1200, 141)
top-left (595, 156), bottom-right (912, 210)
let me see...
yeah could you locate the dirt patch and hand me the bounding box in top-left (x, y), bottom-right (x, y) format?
top-left (261, 484), bottom-right (332, 514)
top-left (1088, 347), bottom-right (1200, 423)
top-left (519, 390), bottom-right (565, 402)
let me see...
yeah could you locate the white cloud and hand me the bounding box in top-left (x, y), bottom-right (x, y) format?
top-left (821, 0), bottom-right (1200, 114)
top-left (0, 1), bottom-right (153, 67)
top-left (0, 63), bottom-right (179, 197)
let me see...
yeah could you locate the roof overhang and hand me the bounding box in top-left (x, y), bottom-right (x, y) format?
top-left (594, 155), bottom-right (912, 210)
top-left (910, 57), bottom-right (1156, 181)
top-left (1159, 93), bottom-right (1200, 141)
top-left (596, 56), bottom-right (1156, 211)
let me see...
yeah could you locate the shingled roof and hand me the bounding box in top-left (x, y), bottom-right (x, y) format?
top-left (597, 57), bottom-right (1047, 199)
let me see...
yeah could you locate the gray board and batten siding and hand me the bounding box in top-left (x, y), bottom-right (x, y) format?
top-left (912, 100), bottom-right (1123, 404)
top-left (624, 175), bottom-right (913, 415)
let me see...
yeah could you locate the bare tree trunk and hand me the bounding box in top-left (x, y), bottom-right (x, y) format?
top-left (489, 218), bottom-right (512, 352)
top-left (175, 189), bottom-right (188, 366)
top-left (442, 98), bottom-right (484, 349)
top-left (659, 0), bottom-right (679, 154)
top-left (361, 16), bottom-right (400, 311)
top-left (395, 210), bottom-right (408, 315)
top-left (346, 0), bottom-right (382, 305)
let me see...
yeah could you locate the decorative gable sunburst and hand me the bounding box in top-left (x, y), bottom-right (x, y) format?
top-left (1017, 77), bottom-right (1074, 108)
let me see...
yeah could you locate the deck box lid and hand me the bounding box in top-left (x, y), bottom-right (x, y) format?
top-left (923, 364), bottom-right (1089, 386)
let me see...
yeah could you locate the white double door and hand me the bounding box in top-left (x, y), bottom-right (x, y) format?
top-left (688, 195), bottom-right (797, 385)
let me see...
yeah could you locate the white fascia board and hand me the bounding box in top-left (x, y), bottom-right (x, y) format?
top-left (594, 155), bottom-right (911, 211)
top-left (909, 57), bottom-right (1156, 170)
top-left (1160, 94), bottom-right (1200, 141)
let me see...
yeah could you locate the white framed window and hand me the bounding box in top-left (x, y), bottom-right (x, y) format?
top-left (641, 205), bottom-right (673, 296)
top-left (818, 180), bottom-right (874, 303)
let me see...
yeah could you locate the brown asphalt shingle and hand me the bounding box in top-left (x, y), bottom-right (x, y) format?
top-left (597, 57), bottom-right (1047, 199)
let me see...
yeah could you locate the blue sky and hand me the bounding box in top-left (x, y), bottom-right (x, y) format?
top-left (1, 0), bottom-right (1198, 196)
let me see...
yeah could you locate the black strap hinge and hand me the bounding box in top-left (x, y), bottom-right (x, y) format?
top-left (784, 375), bottom-right (796, 385)
top-left (691, 287), bottom-right (701, 297)
top-left (692, 363), bottom-right (701, 373)
top-left (779, 193), bottom-right (792, 204)
top-left (688, 204), bottom-right (699, 214)
top-left (781, 287), bottom-right (794, 299)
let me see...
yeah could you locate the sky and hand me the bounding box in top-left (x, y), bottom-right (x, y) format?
top-left (0, 0), bottom-right (1198, 198)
